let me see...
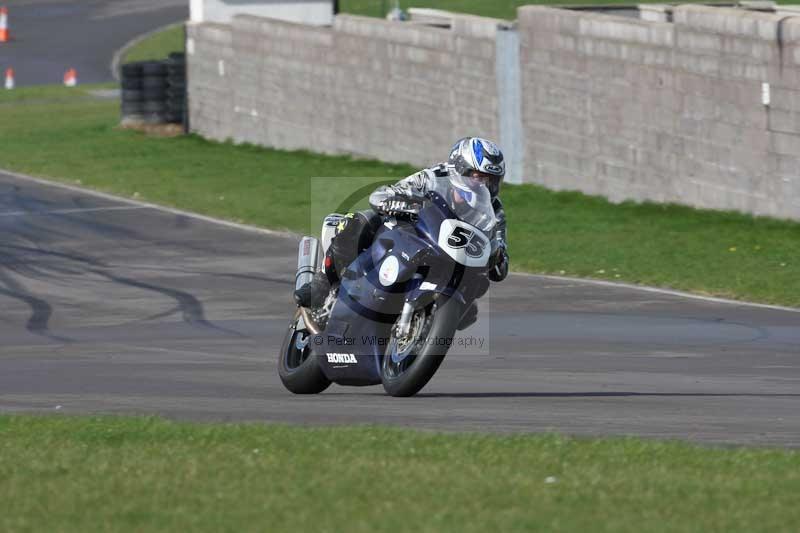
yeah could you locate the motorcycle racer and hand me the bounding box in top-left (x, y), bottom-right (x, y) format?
top-left (294, 137), bottom-right (510, 309)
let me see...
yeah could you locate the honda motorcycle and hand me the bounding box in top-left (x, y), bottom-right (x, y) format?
top-left (278, 176), bottom-right (499, 397)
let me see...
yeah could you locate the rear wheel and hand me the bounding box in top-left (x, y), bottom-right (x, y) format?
top-left (141, 61), bottom-right (168, 77)
top-left (381, 298), bottom-right (464, 397)
top-left (278, 310), bottom-right (331, 394)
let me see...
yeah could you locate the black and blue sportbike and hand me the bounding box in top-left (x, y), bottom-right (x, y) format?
top-left (279, 176), bottom-right (499, 397)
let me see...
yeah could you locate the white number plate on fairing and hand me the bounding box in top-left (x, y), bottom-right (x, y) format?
top-left (438, 219), bottom-right (491, 267)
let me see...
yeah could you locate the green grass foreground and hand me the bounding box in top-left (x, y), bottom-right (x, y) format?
top-left (1, 415), bottom-right (799, 532)
top-left (0, 86), bottom-right (798, 306)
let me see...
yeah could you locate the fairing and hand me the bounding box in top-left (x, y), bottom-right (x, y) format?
top-left (312, 183), bottom-right (497, 386)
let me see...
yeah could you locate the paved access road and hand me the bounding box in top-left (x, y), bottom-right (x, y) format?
top-left (0, 170), bottom-right (798, 446)
top-left (0, 0), bottom-right (187, 87)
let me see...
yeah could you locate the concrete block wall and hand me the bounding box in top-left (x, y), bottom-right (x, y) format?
top-left (187, 23), bottom-right (235, 142)
top-left (518, 5), bottom-right (800, 219)
top-left (188, 13), bottom-right (505, 169)
top-left (188, 5), bottom-right (800, 220)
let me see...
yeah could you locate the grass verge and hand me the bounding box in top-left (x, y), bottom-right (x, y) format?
top-left (1, 415), bottom-right (799, 532)
top-left (340, 0), bottom-right (798, 19)
top-left (122, 24), bottom-right (185, 63)
top-left (0, 85), bottom-right (798, 306)
top-left (340, 0), bottom-right (638, 19)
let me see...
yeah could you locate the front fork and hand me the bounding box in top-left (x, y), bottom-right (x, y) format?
top-left (394, 301), bottom-right (416, 339)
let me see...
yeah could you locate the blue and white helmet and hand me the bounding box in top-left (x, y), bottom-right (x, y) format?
top-left (448, 137), bottom-right (505, 197)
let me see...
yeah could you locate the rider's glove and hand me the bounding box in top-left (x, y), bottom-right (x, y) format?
top-left (380, 198), bottom-right (420, 217)
top-left (488, 246), bottom-right (509, 282)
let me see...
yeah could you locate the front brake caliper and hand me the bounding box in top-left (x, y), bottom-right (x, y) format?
top-left (294, 332), bottom-right (309, 351)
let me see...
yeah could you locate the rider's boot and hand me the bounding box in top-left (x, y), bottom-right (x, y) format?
top-left (294, 210), bottom-right (380, 309)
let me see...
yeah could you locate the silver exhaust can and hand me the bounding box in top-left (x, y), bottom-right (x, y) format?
top-left (296, 236), bottom-right (321, 291)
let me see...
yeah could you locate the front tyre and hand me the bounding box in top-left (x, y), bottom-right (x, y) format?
top-left (278, 310), bottom-right (331, 394)
top-left (381, 298), bottom-right (464, 397)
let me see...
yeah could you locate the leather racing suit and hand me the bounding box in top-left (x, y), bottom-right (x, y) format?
top-left (295, 163), bottom-right (509, 308)
top-left (328, 163), bottom-right (508, 282)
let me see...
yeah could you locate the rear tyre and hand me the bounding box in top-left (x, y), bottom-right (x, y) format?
top-left (142, 112), bottom-right (167, 125)
top-left (121, 78), bottom-right (143, 90)
top-left (121, 89), bottom-right (143, 102)
top-left (167, 76), bottom-right (186, 88)
top-left (164, 112), bottom-right (184, 124)
top-left (278, 310), bottom-right (331, 394)
top-left (142, 76), bottom-right (168, 90)
top-left (142, 101), bottom-right (166, 113)
top-left (141, 61), bottom-right (167, 77)
top-left (381, 297), bottom-right (464, 397)
top-left (142, 88), bottom-right (167, 101)
top-left (166, 88), bottom-right (185, 100)
top-left (121, 102), bottom-right (143, 115)
top-left (121, 62), bottom-right (144, 78)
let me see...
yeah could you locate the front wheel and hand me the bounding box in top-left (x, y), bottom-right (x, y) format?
top-left (278, 310), bottom-right (331, 394)
top-left (381, 298), bottom-right (464, 397)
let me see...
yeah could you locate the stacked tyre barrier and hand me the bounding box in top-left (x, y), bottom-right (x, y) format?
top-left (120, 53), bottom-right (186, 128)
top-left (165, 53), bottom-right (187, 125)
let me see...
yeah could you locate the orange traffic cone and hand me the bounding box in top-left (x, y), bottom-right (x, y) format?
top-left (63, 68), bottom-right (77, 87)
top-left (0, 7), bottom-right (8, 43)
top-left (4, 67), bottom-right (13, 90)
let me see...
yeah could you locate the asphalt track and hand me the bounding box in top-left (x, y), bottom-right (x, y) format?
top-left (0, 170), bottom-right (799, 446)
top-left (0, 0), bottom-right (187, 87)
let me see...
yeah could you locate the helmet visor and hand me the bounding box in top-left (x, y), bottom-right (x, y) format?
top-left (461, 170), bottom-right (502, 197)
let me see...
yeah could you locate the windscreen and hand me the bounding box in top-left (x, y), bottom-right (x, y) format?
top-left (429, 173), bottom-right (497, 233)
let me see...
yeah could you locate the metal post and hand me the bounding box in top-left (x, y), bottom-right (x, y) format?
top-left (183, 22), bottom-right (190, 134)
top-left (496, 28), bottom-right (524, 185)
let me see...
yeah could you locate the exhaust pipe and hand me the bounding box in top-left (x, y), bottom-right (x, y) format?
top-left (295, 236), bottom-right (321, 292)
top-left (295, 237), bottom-right (323, 335)
top-left (299, 307), bottom-right (321, 335)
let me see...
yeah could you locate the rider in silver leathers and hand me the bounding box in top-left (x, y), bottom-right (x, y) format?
top-left (294, 138), bottom-right (510, 309)
top-left (368, 162), bottom-right (507, 253)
